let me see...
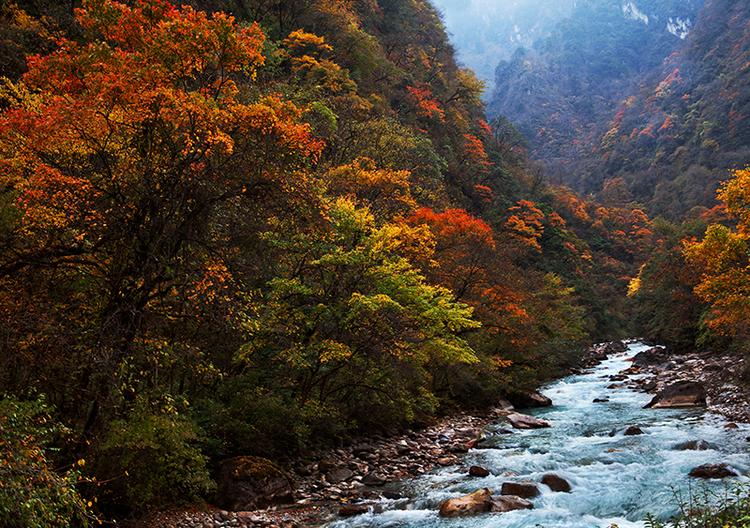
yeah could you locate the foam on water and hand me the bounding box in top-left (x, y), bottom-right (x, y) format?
top-left (324, 342), bottom-right (750, 528)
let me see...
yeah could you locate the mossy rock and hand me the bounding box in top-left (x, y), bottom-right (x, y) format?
top-left (214, 456), bottom-right (294, 511)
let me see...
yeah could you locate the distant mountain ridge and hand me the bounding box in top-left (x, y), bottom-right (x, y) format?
top-left (483, 0), bottom-right (750, 220)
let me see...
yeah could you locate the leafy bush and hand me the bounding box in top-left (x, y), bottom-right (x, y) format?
top-left (98, 399), bottom-right (214, 511)
top-left (0, 394), bottom-right (92, 528)
top-left (645, 483), bottom-right (750, 528)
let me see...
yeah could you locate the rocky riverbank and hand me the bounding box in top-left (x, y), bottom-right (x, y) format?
top-left (134, 340), bottom-right (750, 528)
top-left (613, 343), bottom-right (750, 423)
top-left (134, 412), bottom-right (500, 528)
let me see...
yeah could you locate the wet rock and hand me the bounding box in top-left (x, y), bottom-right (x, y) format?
top-left (676, 440), bottom-right (712, 451)
top-left (362, 473), bottom-right (388, 486)
top-left (541, 473), bottom-right (571, 492)
top-left (506, 413), bottom-right (551, 429)
top-left (235, 511), bottom-right (263, 524)
top-left (643, 381), bottom-right (706, 408)
top-left (605, 341), bottom-right (627, 354)
top-left (506, 391), bottom-right (553, 409)
top-left (469, 465), bottom-right (490, 477)
top-left (382, 491), bottom-right (404, 500)
top-left (438, 487), bottom-right (495, 517)
top-left (725, 423), bottom-right (739, 429)
top-left (339, 505), bottom-right (370, 517)
top-left (689, 463), bottom-right (739, 479)
top-left (500, 482), bottom-right (540, 498)
top-left (325, 467), bottom-right (354, 484)
top-left (593, 397), bottom-right (609, 403)
top-left (318, 459), bottom-right (339, 472)
top-left (631, 347), bottom-right (669, 368)
top-left (491, 495), bottom-right (534, 512)
top-left (214, 456), bottom-right (294, 512)
top-left (352, 444), bottom-right (375, 457)
top-left (624, 426), bottom-right (644, 436)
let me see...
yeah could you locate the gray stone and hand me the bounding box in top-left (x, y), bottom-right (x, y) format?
top-left (362, 473), bottom-right (388, 486)
top-left (507, 413), bottom-right (551, 429)
top-left (214, 456), bottom-right (294, 512)
top-left (325, 467), bottom-right (354, 484)
top-left (491, 495), bottom-right (534, 512)
top-left (677, 440), bottom-right (712, 451)
top-left (469, 465), bottom-right (490, 477)
top-left (438, 488), bottom-right (495, 517)
top-left (689, 463), bottom-right (739, 479)
top-left (501, 482), bottom-right (540, 498)
top-left (541, 473), bottom-right (571, 492)
top-left (506, 391), bottom-right (553, 409)
top-left (644, 381), bottom-right (706, 408)
top-left (339, 505), bottom-right (370, 517)
top-left (624, 426), bottom-right (644, 436)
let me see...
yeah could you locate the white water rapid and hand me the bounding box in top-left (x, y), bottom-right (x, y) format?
top-left (324, 342), bottom-right (750, 528)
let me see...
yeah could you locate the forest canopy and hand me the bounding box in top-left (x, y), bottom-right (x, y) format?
top-left (1, 0), bottom-right (748, 524)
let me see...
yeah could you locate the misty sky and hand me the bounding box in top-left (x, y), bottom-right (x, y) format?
top-left (429, 0), bottom-right (578, 83)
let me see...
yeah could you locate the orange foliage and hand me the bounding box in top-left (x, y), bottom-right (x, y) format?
top-left (461, 133), bottom-right (491, 168)
top-left (406, 84), bottom-right (444, 121)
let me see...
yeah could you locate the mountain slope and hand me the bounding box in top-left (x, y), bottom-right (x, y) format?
top-left (486, 0), bottom-right (750, 219)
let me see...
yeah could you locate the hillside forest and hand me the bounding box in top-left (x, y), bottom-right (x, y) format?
top-left (2, 0), bottom-right (750, 525)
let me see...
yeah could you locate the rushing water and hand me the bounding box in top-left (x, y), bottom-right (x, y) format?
top-left (325, 342), bottom-right (750, 528)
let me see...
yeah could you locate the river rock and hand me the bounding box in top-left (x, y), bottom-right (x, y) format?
top-left (541, 473), bottom-right (571, 492)
top-left (214, 456), bottom-right (294, 512)
top-left (326, 467), bottom-right (354, 484)
top-left (643, 381), bottom-right (706, 408)
top-left (362, 473), bottom-right (388, 486)
top-left (676, 440), bottom-right (712, 451)
top-left (507, 413), bottom-right (551, 429)
top-left (491, 495), bottom-right (534, 512)
top-left (624, 426), bottom-right (644, 436)
top-left (470, 465), bottom-right (490, 477)
top-left (631, 347), bottom-right (669, 368)
top-left (339, 505), bottom-right (370, 517)
top-left (501, 482), bottom-right (540, 498)
top-left (438, 487), bottom-right (495, 517)
top-left (506, 391), bottom-right (553, 409)
top-left (688, 463), bottom-right (739, 479)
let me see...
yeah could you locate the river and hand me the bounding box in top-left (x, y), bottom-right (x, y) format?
top-left (323, 341), bottom-right (750, 528)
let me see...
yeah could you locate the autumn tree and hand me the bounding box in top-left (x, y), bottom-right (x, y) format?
top-left (684, 168), bottom-right (750, 345)
top-left (237, 199), bottom-right (479, 428)
top-left (0, 0), bottom-right (321, 510)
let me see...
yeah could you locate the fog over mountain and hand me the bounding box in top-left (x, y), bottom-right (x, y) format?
top-left (430, 0), bottom-right (577, 86)
top-left (477, 0), bottom-right (750, 221)
top-left (431, 0), bottom-right (703, 90)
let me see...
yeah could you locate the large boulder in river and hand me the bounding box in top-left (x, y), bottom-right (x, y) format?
top-left (491, 495), bottom-right (534, 512)
top-left (643, 381), bottom-right (706, 409)
top-left (541, 473), bottom-right (571, 492)
top-left (507, 413), bottom-right (551, 429)
top-left (631, 347), bottom-right (669, 368)
top-left (214, 456), bottom-right (294, 511)
top-left (501, 482), bottom-right (540, 498)
top-left (676, 440), bottom-right (712, 451)
top-left (506, 391), bottom-right (553, 409)
top-left (688, 463), bottom-right (739, 479)
top-left (438, 488), bottom-right (495, 517)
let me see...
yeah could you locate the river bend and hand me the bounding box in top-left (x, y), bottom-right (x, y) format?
top-left (325, 342), bottom-right (750, 528)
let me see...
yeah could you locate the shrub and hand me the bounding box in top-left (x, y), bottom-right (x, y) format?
top-left (0, 394), bottom-right (92, 528)
top-left (98, 399), bottom-right (214, 511)
top-left (645, 482), bottom-right (750, 528)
